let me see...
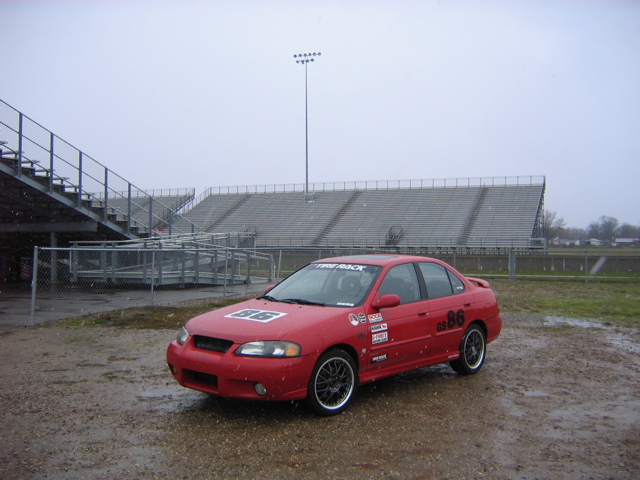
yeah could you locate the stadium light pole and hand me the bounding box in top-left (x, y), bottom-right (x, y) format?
top-left (294, 52), bottom-right (321, 202)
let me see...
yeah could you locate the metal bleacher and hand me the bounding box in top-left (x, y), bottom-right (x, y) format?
top-left (179, 177), bottom-right (546, 250)
top-left (465, 185), bottom-right (544, 248)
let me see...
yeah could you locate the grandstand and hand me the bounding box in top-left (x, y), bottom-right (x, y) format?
top-left (172, 177), bottom-right (545, 249)
top-left (1, 99), bottom-right (545, 286)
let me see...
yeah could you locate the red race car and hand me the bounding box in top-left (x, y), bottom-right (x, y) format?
top-left (167, 254), bottom-right (501, 415)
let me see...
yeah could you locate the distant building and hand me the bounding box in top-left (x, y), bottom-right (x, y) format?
top-left (553, 238), bottom-right (582, 247)
top-left (613, 238), bottom-right (640, 247)
top-left (584, 238), bottom-right (605, 247)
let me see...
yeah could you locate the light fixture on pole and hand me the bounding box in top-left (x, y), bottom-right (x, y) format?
top-left (293, 52), bottom-right (321, 202)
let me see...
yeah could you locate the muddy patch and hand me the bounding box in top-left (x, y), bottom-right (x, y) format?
top-left (1, 314), bottom-right (639, 479)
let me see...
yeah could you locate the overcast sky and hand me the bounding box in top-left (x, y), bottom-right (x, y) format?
top-left (2, 0), bottom-right (639, 228)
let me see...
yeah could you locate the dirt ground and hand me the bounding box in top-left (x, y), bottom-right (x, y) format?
top-left (1, 313), bottom-right (639, 480)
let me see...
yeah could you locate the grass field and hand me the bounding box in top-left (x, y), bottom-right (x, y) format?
top-left (59, 277), bottom-right (640, 330)
top-left (490, 278), bottom-right (640, 328)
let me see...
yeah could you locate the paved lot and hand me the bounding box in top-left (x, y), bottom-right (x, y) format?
top-left (0, 281), bottom-right (270, 332)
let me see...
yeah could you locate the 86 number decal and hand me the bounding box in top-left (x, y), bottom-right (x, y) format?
top-left (436, 309), bottom-right (465, 332)
top-left (225, 309), bottom-right (287, 323)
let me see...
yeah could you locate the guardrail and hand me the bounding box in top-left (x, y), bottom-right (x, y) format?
top-left (203, 175), bottom-right (546, 196)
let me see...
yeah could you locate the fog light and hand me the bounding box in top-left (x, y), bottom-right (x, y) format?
top-left (254, 383), bottom-right (267, 396)
top-left (168, 364), bottom-right (177, 375)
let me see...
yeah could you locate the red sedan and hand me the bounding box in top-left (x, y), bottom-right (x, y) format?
top-left (167, 254), bottom-right (501, 415)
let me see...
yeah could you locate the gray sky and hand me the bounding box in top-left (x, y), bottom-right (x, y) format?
top-left (2, 0), bottom-right (639, 228)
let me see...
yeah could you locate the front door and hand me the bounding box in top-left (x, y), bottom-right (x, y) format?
top-left (363, 263), bottom-right (430, 377)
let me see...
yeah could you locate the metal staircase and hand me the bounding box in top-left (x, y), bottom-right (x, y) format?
top-left (0, 99), bottom-right (198, 247)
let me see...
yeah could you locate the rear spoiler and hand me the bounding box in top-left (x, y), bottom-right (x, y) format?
top-left (466, 277), bottom-right (491, 288)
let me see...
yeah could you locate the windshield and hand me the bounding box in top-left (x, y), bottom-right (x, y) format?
top-left (264, 262), bottom-right (382, 307)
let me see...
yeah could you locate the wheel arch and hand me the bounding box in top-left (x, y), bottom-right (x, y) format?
top-left (469, 319), bottom-right (487, 338)
top-left (321, 343), bottom-right (360, 370)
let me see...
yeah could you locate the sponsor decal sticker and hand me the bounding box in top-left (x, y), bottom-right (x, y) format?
top-left (372, 331), bottom-right (388, 344)
top-left (372, 354), bottom-right (388, 363)
top-left (370, 323), bottom-right (388, 333)
top-left (358, 313), bottom-right (367, 324)
top-left (368, 313), bottom-right (383, 323)
top-left (349, 314), bottom-right (359, 326)
top-left (225, 309), bottom-right (287, 323)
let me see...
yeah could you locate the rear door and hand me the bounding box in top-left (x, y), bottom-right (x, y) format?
top-left (417, 262), bottom-right (477, 361)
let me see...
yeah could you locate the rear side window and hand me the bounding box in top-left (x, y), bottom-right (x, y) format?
top-left (418, 262), bottom-right (465, 299)
top-left (447, 269), bottom-right (465, 294)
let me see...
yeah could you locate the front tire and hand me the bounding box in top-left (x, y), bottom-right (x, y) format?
top-left (450, 324), bottom-right (486, 375)
top-left (307, 349), bottom-right (357, 416)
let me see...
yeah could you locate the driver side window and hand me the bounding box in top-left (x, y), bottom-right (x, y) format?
top-left (378, 264), bottom-right (420, 304)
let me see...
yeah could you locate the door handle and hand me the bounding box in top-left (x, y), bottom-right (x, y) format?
top-left (418, 310), bottom-right (429, 316)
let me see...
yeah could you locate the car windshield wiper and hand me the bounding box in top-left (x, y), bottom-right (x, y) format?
top-left (281, 298), bottom-right (326, 306)
top-left (258, 294), bottom-right (281, 302)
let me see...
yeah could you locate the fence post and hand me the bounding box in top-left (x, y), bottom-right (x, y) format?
top-left (29, 246), bottom-right (39, 326)
top-left (223, 253), bottom-right (228, 297)
top-left (150, 250), bottom-right (155, 306)
top-left (245, 251), bottom-right (252, 284)
top-left (277, 249), bottom-right (282, 280)
top-left (585, 251), bottom-right (589, 283)
top-left (509, 249), bottom-right (517, 280)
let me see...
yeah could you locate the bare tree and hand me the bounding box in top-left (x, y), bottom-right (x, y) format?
top-left (559, 227), bottom-right (587, 240)
top-left (587, 215), bottom-right (619, 242)
top-left (617, 223), bottom-right (640, 238)
top-left (542, 210), bottom-right (566, 240)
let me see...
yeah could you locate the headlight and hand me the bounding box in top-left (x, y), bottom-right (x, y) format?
top-left (176, 326), bottom-right (189, 345)
top-left (236, 341), bottom-right (301, 358)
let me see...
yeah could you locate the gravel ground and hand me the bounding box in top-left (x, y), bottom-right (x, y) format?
top-left (1, 313), bottom-right (639, 480)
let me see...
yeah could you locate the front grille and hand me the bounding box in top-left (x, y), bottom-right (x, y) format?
top-left (190, 370), bottom-right (218, 387)
top-left (193, 335), bottom-right (234, 353)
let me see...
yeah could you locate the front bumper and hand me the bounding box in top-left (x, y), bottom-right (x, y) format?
top-left (166, 339), bottom-right (315, 401)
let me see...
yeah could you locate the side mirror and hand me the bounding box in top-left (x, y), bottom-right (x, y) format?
top-left (372, 294), bottom-right (401, 310)
top-left (264, 285), bottom-right (275, 294)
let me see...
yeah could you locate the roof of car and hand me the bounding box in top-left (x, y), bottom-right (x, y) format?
top-left (312, 254), bottom-right (440, 267)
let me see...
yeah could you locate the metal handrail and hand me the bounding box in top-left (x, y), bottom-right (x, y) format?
top-left (0, 99), bottom-right (200, 237)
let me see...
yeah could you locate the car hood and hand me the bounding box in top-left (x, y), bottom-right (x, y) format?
top-left (184, 298), bottom-right (347, 344)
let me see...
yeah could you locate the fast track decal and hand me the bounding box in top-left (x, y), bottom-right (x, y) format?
top-left (313, 263), bottom-right (369, 271)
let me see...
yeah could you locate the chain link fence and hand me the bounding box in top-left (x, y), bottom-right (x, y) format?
top-left (268, 247), bottom-right (640, 279)
top-left (26, 246), bottom-right (274, 326)
top-left (5, 246), bottom-right (637, 329)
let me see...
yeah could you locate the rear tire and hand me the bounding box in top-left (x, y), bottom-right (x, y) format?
top-left (450, 324), bottom-right (486, 375)
top-left (307, 349), bottom-right (357, 416)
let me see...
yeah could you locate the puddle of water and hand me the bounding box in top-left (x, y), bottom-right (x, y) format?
top-left (136, 387), bottom-right (187, 399)
top-left (544, 316), bottom-right (606, 329)
top-left (523, 390), bottom-right (550, 397)
top-left (544, 316), bottom-right (640, 354)
top-left (135, 387), bottom-right (200, 412)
